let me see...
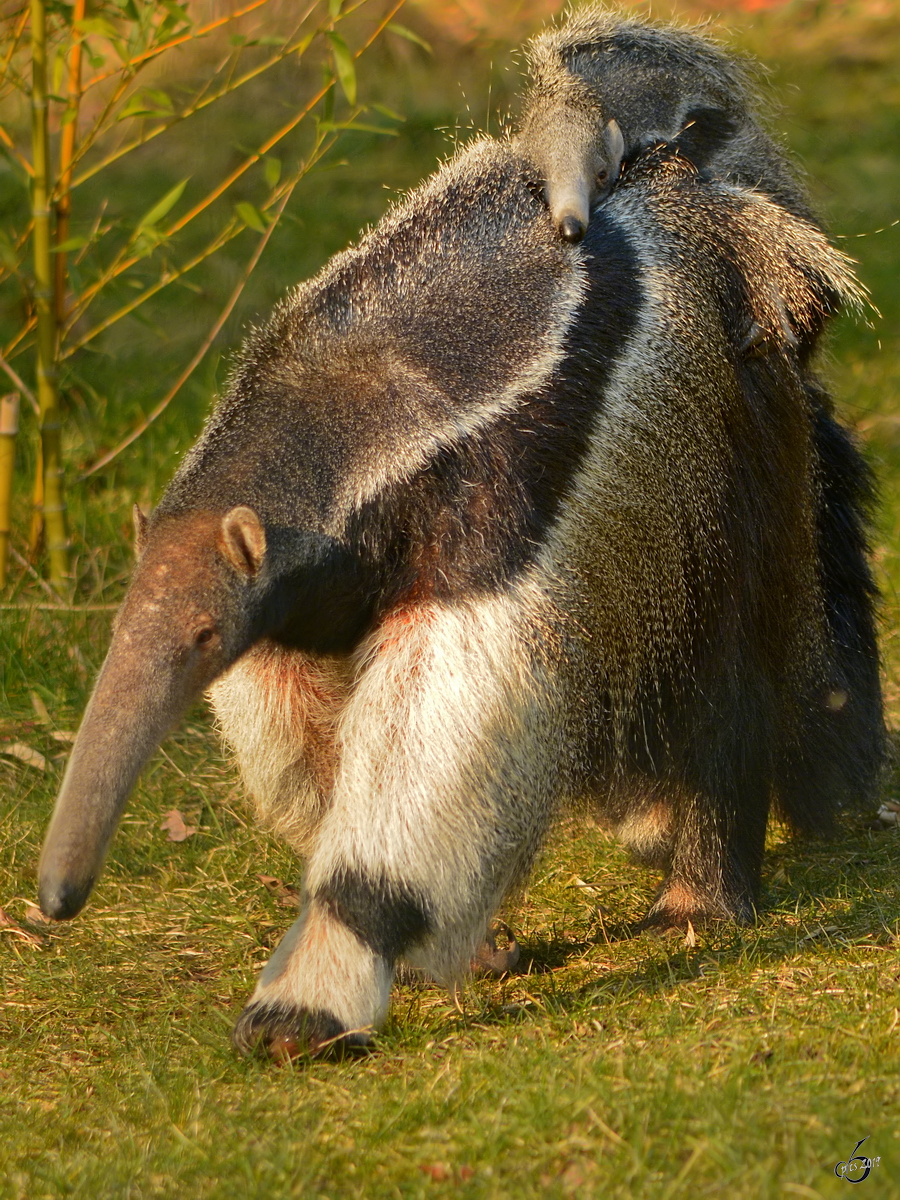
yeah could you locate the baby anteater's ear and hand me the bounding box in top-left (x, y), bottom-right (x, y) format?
top-left (602, 118), bottom-right (625, 185)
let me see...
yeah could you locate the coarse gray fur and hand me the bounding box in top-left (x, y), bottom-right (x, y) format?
top-left (517, 6), bottom-right (815, 241)
top-left (37, 132), bottom-right (882, 1060)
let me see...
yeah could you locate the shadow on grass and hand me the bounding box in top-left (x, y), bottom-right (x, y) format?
top-left (417, 815), bottom-right (900, 1032)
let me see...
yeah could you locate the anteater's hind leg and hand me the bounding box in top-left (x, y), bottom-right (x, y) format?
top-left (232, 592), bottom-right (563, 1058)
top-left (637, 686), bottom-right (774, 931)
top-left (638, 776), bottom-right (770, 931)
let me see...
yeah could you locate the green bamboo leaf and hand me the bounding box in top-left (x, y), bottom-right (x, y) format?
top-left (75, 17), bottom-right (122, 40)
top-left (235, 202), bottom-right (267, 234)
top-left (137, 178), bottom-right (189, 230)
top-left (370, 103), bottom-right (405, 122)
top-left (160, 0), bottom-right (192, 27)
top-left (142, 89), bottom-right (174, 109)
top-left (329, 0), bottom-right (343, 17)
top-left (263, 157), bottom-right (282, 189)
top-left (119, 88), bottom-right (175, 121)
top-left (133, 227), bottom-right (166, 259)
top-left (327, 121), bottom-right (399, 135)
top-left (51, 237), bottom-right (89, 254)
top-left (322, 76), bottom-right (335, 124)
top-left (52, 45), bottom-right (66, 96)
top-left (230, 35), bottom-right (287, 48)
top-left (326, 33), bottom-right (356, 107)
top-left (387, 23), bottom-right (433, 54)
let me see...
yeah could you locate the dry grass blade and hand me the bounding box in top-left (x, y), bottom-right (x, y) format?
top-left (0, 742), bottom-right (47, 770)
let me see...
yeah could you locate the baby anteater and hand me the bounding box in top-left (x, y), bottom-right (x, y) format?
top-left (517, 7), bottom-right (815, 241)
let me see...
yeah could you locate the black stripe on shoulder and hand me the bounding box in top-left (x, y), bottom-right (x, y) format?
top-left (349, 212), bottom-right (644, 606)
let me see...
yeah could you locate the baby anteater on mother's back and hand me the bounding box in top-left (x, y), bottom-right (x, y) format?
top-left (517, 8), bottom-right (816, 241)
top-left (39, 128), bottom-right (883, 1057)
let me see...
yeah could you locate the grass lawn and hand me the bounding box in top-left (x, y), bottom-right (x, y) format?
top-left (2, 2), bottom-right (900, 1196)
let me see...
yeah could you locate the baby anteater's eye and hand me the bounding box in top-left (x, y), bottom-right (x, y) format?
top-left (195, 627), bottom-right (216, 646)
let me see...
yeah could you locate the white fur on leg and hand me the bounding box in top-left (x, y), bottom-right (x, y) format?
top-left (247, 899), bottom-right (393, 1036)
top-left (305, 578), bottom-right (565, 986)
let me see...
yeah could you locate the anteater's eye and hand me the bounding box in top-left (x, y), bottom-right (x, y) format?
top-left (195, 627), bottom-right (216, 646)
top-left (596, 170), bottom-right (608, 185)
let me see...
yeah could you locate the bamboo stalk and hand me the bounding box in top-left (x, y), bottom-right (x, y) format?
top-left (64, 74), bottom-right (337, 330)
top-left (79, 0), bottom-right (272, 96)
top-left (61, 218), bottom-right (245, 355)
top-left (69, 12), bottom-right (320, 192)
top-left (2, 7), bottom-right (30, 75)
top-left (30, 0), bottom-right (68, 586)
top-left (54, 0), bottom-right (86, 326)
top-left (65, 0), bottom-right (405, 332)
top-left (81, 170), bottom-right (308, 478)
top-left (28, 440), bottom-right (42, 560)
top-left (0, 392), bottom-right (19, 588)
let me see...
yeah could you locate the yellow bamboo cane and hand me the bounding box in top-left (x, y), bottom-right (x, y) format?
top-left (0, 392), bottom-right (19, 588)
top-left (30, 0), bottom-right (69, 587)
top-left (55, 0), bottom-right (86, 326)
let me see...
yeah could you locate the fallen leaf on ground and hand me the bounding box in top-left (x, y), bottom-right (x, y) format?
top-left (0, 908), bottom-right (44, 947)
top-left (160, 809), bottom-right (196, 842)
top-left (418, 1163), bottom-right (452, 1182)
top-left (257, 874), bottom-right (300, 906)
top-left (24, 904), bottom-right (51, 925)
top-left (0, 743), bottom-right (47, 771)
top-left (30, 691), bottom-right (51, 724)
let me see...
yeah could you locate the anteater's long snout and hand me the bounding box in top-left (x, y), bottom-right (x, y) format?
top-left (38, 644), bottom-right (186, 920)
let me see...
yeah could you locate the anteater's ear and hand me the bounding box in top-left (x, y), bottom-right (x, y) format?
top-left (604, 119), bottom-right (625, 181)
top-left (133, 504), bottom-right (149, 558)
top-left (220, 506), bottom-right (267, 578)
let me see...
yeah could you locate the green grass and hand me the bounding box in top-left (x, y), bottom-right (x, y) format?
top-left (3, 2), bottom-right (900, 1197)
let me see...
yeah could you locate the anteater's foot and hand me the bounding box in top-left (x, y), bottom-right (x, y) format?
top-left (637, 879), bottom-right (756, 934)
top-left (232, 1001), bottom-right (373, 1061)
top-left (472, 921), bottom-right (521, 978)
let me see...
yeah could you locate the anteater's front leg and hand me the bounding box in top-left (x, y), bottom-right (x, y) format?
top-left (232, 593), bottom-right (561, 1058)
